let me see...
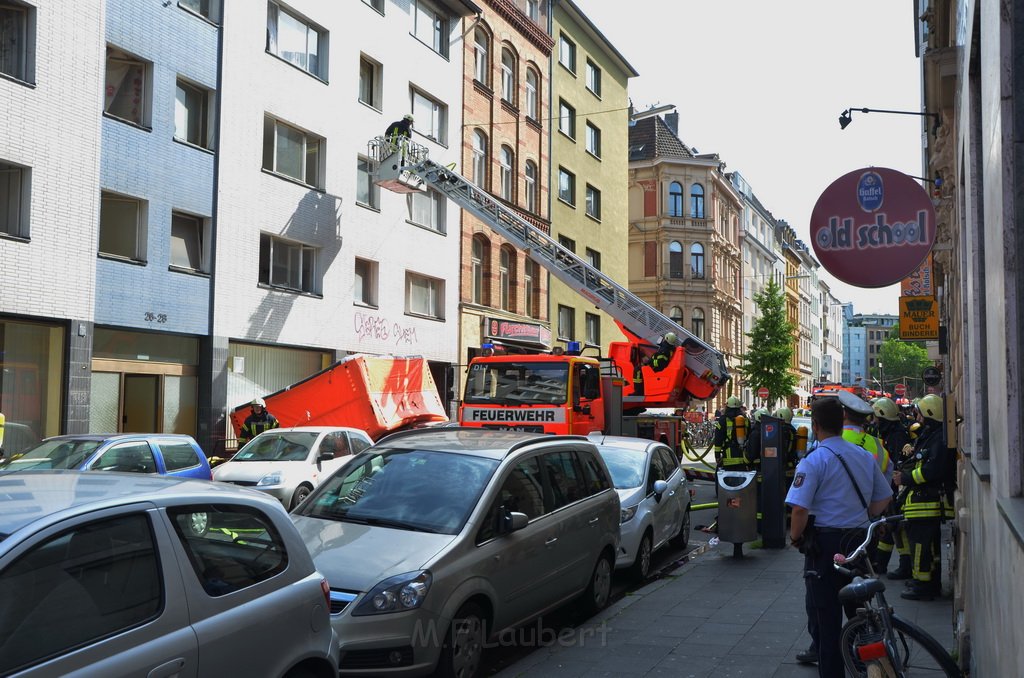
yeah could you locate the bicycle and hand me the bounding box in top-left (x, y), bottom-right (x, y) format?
top-left (832, 514), bottom-right (962, 677)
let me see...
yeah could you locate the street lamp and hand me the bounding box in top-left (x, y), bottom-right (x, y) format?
top-left (838, 107), bottom-right (941, 135)
top-left (878, 362), bottom-right (884, 394)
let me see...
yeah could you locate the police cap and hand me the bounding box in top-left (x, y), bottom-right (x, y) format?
top-left (837, 389), bottom-right (873, 415)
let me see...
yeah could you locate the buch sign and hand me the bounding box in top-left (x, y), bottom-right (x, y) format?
top-left (899, 296), bottom-right (939, 340)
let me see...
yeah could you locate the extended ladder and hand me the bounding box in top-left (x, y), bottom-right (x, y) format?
top-left (370, 137), bottom-right (729, 387)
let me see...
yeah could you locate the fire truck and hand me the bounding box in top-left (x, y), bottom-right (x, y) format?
top-left (372, 138), bottom-right (730, 437)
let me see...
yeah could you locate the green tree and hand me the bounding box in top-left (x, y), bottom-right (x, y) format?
top-left (876, 336), bottom-right (932, 398)
top-left (737, 278), bottom-right (798, 403)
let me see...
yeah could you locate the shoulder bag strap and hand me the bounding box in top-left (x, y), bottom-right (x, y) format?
top-left (820, 445), bottom-right (869, 512)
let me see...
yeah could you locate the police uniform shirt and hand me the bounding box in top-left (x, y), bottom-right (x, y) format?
top-left (785, 434), bottom-right (892, 529)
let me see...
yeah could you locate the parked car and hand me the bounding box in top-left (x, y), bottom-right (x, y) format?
top-left (0, 422), bottom-right (41, 461)
top-left (0, 434), bottom-right (212, 480)
top-left (0, 471), bottom-right (337, 678)
top-left (213, 427), bottom-right (372, 509)
top-left (587, 433), bottom-right (692, 580)
top-left (290, 427), bottom-right (620, 677)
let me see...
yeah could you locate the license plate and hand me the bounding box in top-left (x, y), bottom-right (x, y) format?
top-left (483, 424), bottom-right (545, 433)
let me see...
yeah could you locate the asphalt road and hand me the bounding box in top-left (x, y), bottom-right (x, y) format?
top-left (478, 469), bottom-right (719, 675)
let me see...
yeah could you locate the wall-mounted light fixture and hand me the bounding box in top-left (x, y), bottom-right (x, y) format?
top-left (838, 107), bottom-right (940, 135)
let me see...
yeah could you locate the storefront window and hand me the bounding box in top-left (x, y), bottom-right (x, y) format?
top-left (0, 319), bottom-right (65, 452)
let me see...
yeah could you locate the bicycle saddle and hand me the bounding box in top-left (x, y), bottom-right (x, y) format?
top-left (839, 576), bottom-right (886, 602)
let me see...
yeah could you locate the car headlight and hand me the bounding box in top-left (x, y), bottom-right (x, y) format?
top-left (620, 504), bottom-right (638, 524)
top-left (352, 571), bottom-right (432, 616)
top-left (257, 472), bottom-right (283, 486)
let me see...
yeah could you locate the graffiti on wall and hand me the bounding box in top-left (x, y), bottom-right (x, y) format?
top-left (354, 311), bottom-right (420, 347)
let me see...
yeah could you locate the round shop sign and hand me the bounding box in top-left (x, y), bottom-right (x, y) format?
top-left (810, 167), bottom-right (936, 288)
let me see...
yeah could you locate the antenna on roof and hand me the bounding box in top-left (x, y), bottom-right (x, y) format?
top-left (630, 104), bottom-right (676, 122)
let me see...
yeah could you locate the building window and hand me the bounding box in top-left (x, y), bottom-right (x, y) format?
top-left (558, 167), bottom-right (575, 206)
top-left (472, 129), bottom-right (488, 185)
top-left (500, 48), bottom-right (516, 104)
top-left (259, 233), bottom-right (317, 293)
top-left (585, 122), bottom-right (601, 158)
top-left (473, 27), bottom-right (488, 84)
top-left (525, 259), bottom-right (538, 318)
top-left (358, 55), bottom-right (382, 109)
top-left (585, 185), bottom-right (600, 220)
top-left (499, 145), bottom-right (514, 202)
top-left (585, 247), bottom-right (601, 270)
top-left (356, 155), bottom-right (379, 208)
top-left (170, 212), bottom-right (206, 271)
top-left (266, 2), bottom-right (326, 79)
top-left (262, 116), bottom-right (323, 188)
top-left (411, 87), bottom-right (447, 144)
top-left (558, 99), bottom-right (575, 138)
top-left (585, 59), bottom-right (601, 97)
top-left (0, 160), bottom-right (29, 238)
top-left (174, 78), bottom-right (213, 149)
top-left (691, 183), bottom-right (705, 218)
top-left (557, 304), bottom-right (575, 340)
top-left (179, 0), bottom-right (221, 22)
top-left (586, 313), bottom-right (600, 346)
top-left (407, 187), bottom-right (446, 233)
top-left (525, 68), bottom-right (538, 120)
top-left (354, 257), bottom-right (377, 306)
top-left (669, 240), bottom-right (683, 278)
top-left (526, 0), bottom-right (539, 22)
top-left (558, 33), bottom-right (575, 73)
top-left (558, 234), bottom-right (576, 253)
top-left (99, 192), bottom-right (146, 261)
top-left (499, 246), bottom-right (514, 311)
top-left (407, 271), bottom-right (444, 319)
top-left (669, 181), bottom-right (683, 217)
top-left (690, 242), bottom-right (705, 278)
top-left (0, 1), bottom-right (34, 82)
top-left (692, 308), bottom-right (705, 341)
top-left (105, 47), bottom-right (150, 127)
top-left (669, 306), bottom-right (683, 323)
top-left (411, 0), bottom-right (448, 58)
top-left (524, 160), bottom-right (537, 213)
top-left (471, 235), bottom-right (488, 305)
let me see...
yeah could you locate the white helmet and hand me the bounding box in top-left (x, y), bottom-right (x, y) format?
top-left (251, 397), bottom-right (266, 408)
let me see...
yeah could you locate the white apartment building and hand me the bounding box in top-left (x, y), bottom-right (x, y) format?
top-left (214, 0), bottom-right (477, 439)
top-left (819, 284), bottom-right (844, 385)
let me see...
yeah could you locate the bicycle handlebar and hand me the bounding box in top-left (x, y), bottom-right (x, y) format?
top-left (833, 514), bottom-right (904, 573)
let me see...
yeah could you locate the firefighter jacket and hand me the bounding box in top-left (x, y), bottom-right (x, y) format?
top-left (240, 412), bottom-right (280, 445)
top-left (877, 419), bottom-right (913, 467)
top-left (714, 408), bottom-right (748, 470)
top-left (899, 421), bottom-right (949, 520)
top-left (842, 426), bottom-right (893, 481)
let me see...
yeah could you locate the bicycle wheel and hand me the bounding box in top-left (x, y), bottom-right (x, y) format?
top-left (841, 614), bottom-right (961, 677)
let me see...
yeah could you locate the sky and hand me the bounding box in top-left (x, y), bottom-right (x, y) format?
top-left (576, 0), bottom-right (925, 316)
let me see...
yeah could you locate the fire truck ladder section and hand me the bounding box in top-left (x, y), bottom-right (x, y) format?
top-left (370, 136), bottom-right (729, 388)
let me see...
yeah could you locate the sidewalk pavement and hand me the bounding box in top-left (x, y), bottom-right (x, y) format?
top-left (495, 540), bottom-right (955, 678)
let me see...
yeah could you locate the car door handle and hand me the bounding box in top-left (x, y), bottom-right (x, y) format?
top-left (588, 517), bottom-right (600, 525)
top-left (148, 658), bottom-right (186, 678)
top-left (545, 536), bottom-right (558, 546)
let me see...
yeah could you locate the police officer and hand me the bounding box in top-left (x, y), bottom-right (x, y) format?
top-left (713, 396), bottom-right (749, 471)
top-left (239, 397), bottom-right (280, 446)
top-left (787, 397), bottom-right (892, 675)
top-left (872, 397), bottom-right (914, 577)
top-left (895, 394), bottom-right (950, 600)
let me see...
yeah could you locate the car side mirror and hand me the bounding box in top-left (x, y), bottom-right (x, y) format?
top-left (318, 451), bottom-right (335, 461)
top-left (574, 404), bottom-right (592, 415)
top-left (652, 479), bottom-right (669, 501)
top-left (506, 511), bottom-right (529, 532)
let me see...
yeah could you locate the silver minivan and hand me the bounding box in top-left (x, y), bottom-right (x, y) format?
top-left (291, 428), bottom-right (620, 678)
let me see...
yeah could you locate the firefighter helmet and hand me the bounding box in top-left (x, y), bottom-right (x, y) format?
top-left (726, 396), bottom-right (742, 408)
top-left (774, 407), bottom-right (793, 423)
top-left (751, 408), bottom-right (769, 423)
top-left (872, 397), bottom-right (900, 422)
top-left (664, 332), bottom-right (680, 346)
top-left (251, 397), bottom-right (266, 408)
top-left (918, 394), bottom-right (943, 422)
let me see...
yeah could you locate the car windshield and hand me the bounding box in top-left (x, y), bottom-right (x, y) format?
top-left (0, 439), bottom-right (103, 471)
top-left (463, 361), bottom-right (569, 405)
top-left (298, 448), bottom-right (500, 535)
top-left (233, 432), bottom-right (319, 462)
top-left (595, 445), bottom-right (646, 490)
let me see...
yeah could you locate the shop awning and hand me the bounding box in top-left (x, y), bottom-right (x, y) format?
top-left (794, 387), bottom-right (812, 399)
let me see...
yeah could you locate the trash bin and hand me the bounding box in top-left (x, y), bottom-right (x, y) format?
top-left (717, 469), bottom-right (759, 550)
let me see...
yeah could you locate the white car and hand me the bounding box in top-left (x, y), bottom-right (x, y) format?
top-left (588, 433), bottom-right (692, 580)
top-left (214, 427), bottom-right (372, 509)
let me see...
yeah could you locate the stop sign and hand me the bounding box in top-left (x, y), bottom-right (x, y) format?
top-left (757, 387), bottom-right (770, 399)
top-left (895, 383), bottom-right (907, 396)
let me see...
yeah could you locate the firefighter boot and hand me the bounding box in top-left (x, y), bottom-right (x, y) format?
top-left (901, 580), bottom-right (941, 601)
top-left (888, 555), bottom-right (912, 580)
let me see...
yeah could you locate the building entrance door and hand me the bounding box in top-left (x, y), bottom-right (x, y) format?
top-left (123, 374), bottom-right (159, 432)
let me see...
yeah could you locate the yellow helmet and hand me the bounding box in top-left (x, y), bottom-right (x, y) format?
top-left (872, 397), bottom-right (900, 422)
top-left (751, 408), bottom-right (769, 423)
top-left (664, 332), bottom-right (679, 345)
top-left (774, 407), bottom-right (793, 423)
top-left (918, 394), bottom-right (944, 422)
top-left (726, 396), bottom-right (742, 408)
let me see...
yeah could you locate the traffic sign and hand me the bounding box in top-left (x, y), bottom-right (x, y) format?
top-left (757, 387), bottom-right (770, 399)
top-left (894, 383), bottom-right (907, 396)
top-left (923, 366), bottom-right (942, 387)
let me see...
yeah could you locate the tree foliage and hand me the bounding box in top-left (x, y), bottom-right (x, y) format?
top-left (876, 336), bottom-right (932, 398)
top-left (737, 278), bottom-right (798, 403)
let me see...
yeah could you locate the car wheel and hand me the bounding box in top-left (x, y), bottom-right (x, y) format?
top-left (436, 602), bottom-right (486, 678)
top-left (290, 484), bottom-right (313, 510)
top-left (630, 531), bottom-right (653, 581)
top-left (670, 506), bottom-right (691, 549)
top-left (186, 511), bottom-right (209, 537)
top-left (581, 552), bottom-right (613, 615)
